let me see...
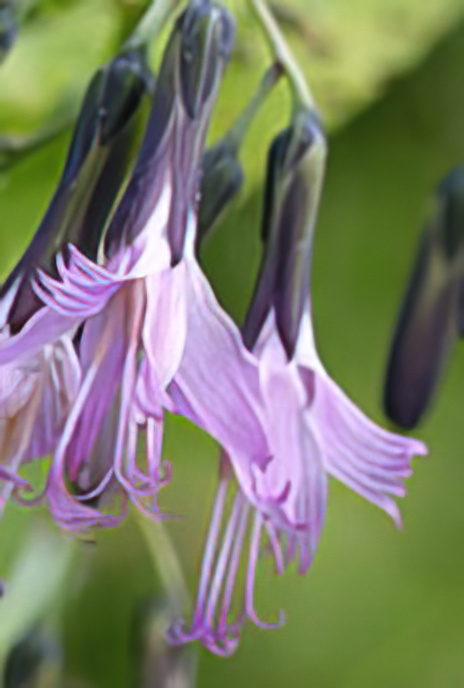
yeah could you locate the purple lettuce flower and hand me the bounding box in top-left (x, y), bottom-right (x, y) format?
top-left (0, 1), bottom-right (245, 530)
top-left (167, 111), bottom-right (427, 655)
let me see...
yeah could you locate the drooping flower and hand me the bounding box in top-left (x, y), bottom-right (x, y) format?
top-left (168, 109), bottom-right (427, 655)
top-left (0, 47), bottom-right (151, 522)
top-left (0, 0), bottom-right (265, 530)
top-left (384, 167), bottom-right (464, 429)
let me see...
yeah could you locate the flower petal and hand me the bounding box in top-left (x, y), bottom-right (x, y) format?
top-left (142, 263), bottom-right (188, 391)
top-left (168, 260), bottom-right (269, 473)
top-left (0, 307), bottom-right (79, 366)
top-left (307, 368), bottom-right (426, 527)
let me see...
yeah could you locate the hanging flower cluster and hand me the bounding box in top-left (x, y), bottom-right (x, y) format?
top-left (0, 0), bottom-right (426, 656)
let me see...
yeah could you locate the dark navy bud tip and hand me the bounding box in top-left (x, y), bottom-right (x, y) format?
top-left (180, 2), bottom-right (235, 118)
top-left (198, 144), bottom-right (244, 239)
top-left (284, 109), bottom-right (326, 174)
top-left (383, 390), bottom-right (423, 431)
top-left (217, 7), bottom-right (236, 61)
top-left (99, 49), bottom-right (151, 145)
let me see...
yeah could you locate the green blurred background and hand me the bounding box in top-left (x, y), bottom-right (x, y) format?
top-left (1, 1), bottom-right (464, 686)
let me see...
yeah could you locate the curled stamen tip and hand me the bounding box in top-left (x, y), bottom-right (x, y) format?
top-left (118, 473), bottom-right (161, 499)
top-left (48, 500), bottom-right (125, 532)
top-left (158, 458), bottom-right (172, 484)
top-left (13, 485), bottom-right (46, 507)
top-left (248, 606), bottom-right (286, 630)
top-left (204, 629), bottom-right (241, 657)
top-left (167, 620), bottom-right (241, 656)
top-left (10, 477), bottom-right (33, 493)
top-left (165, 619), bottom-right (197, 645)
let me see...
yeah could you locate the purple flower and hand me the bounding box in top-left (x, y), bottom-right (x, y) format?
top-left (167, 111), bottom-right (427, 655)
top-left (0, 336), bottom-right (80, 515)
top-left (0, 1), bottom-right (241, 530)
top-left (0, 48), bottom-right (150, 523)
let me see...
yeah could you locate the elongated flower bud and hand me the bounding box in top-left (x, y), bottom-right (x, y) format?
top-left (197, 63), bottom-right (282, 241)
top-left (180, 0), bottom-right (234, 119)
top-left (104, 0), bottom-right (235, 264)
top-left (169, 0), bottom-right (235, 262)
top-left (384, 168), bottom-right (464, 429)
top-left (198, 141), bottom-right (244, 237)
top-left (243, 109), bottom-right (327, 358)
top-left (1, 48), bottom-right (151, 331)
top-left (62, 49), bottom-right (151, 187)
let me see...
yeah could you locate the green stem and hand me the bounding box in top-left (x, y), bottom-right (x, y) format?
top-left (247, 0), bottom-right (315, 113)
top-left (137, 517), bottom-right (190, 619)
top-left (224, 62), bottom-right (283, 154)
top-left (124, 0), bottom-right (183, 52)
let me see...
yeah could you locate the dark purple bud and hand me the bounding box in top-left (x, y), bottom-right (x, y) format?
top-left (197, 64), bottom-right (282, 244)
top-left (105, 1), bottom-right (234, 265)
top-left (1, 49), bottom-right (151, 331)
top-left (4, 629), bottom-right (61, 688)
top-left (62, 48), bottom-right (151, 187)
top-left (180, 0), bottom-right (235, 119)
top-left (197, 141), bottom-right (244, 240)
top-left (103, 25), bottom-right (181, 258)
top-left (99, 49), bottom-right (153, 145)
top-left (243, 110), bottom-right (327, 357)
top-left (384, 167), bottom-right (464, 429)
top-left (0, 3), bottom-right (17, 63)
top-left (168, 1), bottom-right (235, 263)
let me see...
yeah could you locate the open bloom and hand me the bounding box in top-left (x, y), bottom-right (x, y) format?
top-left (0, 0), bottom-right (249, 531)
top-left (0, 336), bottom-right (80, 515)
top-left (0, 48), bottom-right (150, 523)
top-left (167, 110), bottom-right (427, 655)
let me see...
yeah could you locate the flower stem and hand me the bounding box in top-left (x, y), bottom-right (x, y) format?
top-left (124, 0), bottom-right (182, 53)
top-left (247, 0), bottom-right (316, 113)
top-left (224, 62), bottom-right (283, 154)
top-left (137, 516), bottom-right (189, 619)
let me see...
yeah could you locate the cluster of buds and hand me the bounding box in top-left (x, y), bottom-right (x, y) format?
top-left (0, 0), bottom-right (426, 657)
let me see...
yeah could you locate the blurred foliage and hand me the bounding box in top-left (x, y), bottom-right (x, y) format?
top-left (3, 627), bottom-right (62, 688)
top-left (1, 1), bottom-right (464, 688)
top-left (268, 0), bottom-right (464, 125)
top-left (0, 0), bottom-right (463, 185)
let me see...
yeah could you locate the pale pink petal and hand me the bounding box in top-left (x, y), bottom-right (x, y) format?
top-left (142, 263), bottom-right (188, 390)
top-left (168, 260), bottom-right (270, 475)
top-left (0, 307), bottom-right (79, 365)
